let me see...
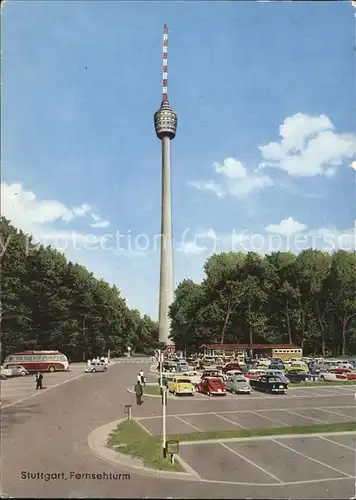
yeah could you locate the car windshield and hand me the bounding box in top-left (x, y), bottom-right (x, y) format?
top-left (176, 379), bottom-right (190, 383)
top-left (235, 377), bottom-right (246, 382)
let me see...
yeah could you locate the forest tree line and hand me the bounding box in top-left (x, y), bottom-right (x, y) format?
top-left (169, 250), bottom-right (356, 357)
top-left (0, 218), bottom-right (160, 361)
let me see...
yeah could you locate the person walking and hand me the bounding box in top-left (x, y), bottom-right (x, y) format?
top-left (134, 380), bottom-right (143, 406)
top-left (139, 370), bottom-right (145, 386)
top-left (35, 372), bottom-right (43, 390)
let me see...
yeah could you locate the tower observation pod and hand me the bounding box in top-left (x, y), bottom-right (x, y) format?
top-left (153, 25), bottom-right (177, 349)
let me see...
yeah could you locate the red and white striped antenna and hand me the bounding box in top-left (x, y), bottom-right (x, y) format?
top-left (162, 25), bottom-right (168, 102)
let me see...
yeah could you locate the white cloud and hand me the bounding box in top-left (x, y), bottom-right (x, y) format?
top-left (1, 183), bottom-right (108, 246)
top-left (265, 217), bottom-right (307, 236)
top-left (187, 180), bottom-right (224, 197)
top-left (72, 204), bottom-right (92, 217)
top-left (178, 221), bottom-right (355, 258)
top-left (189, 157), bottom-right (273, 199)
top-left (91, 220), bottom-right (110, 229)
top-left (259, 113), bottom-right (356, 177)
top-left (90, 213), bottom-right (110, 228)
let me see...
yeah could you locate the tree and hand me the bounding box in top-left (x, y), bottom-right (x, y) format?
top-left (0, 217), bottom-right (159, 361)
top-left (169, 247), bottom-right (356, 356)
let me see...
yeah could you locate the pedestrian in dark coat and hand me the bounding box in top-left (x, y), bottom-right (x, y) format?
top-left (134, 381), bottom-right (143, 405)
top-left (35, 372), bottom-right (43, 390)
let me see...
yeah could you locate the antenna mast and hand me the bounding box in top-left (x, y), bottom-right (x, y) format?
top-left (162, 25), bottom-right (168, 103)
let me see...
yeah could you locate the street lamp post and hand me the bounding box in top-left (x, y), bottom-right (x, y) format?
top-left (159, 350), bottom-right (163, 388)
top-left (162, 385), bottom-right (167, 457)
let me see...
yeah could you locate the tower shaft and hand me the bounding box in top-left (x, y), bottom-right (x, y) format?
top-left (158, 136), bottom-right (174, 344)
top-left (154, 25), bottom-right (178, 348)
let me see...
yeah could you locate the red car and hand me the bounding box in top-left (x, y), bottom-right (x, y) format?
top-left (197, 377), bottom-right (226, 396)
top-left (334, 368), bottom-right (356, 381)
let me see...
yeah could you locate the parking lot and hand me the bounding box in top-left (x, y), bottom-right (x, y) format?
top-left (178, 433), bottom-right (356, 486)
top-left (138, 402), bottom-right (355, 435)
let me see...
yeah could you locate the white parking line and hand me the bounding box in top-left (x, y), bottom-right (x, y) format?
top-left (281, 409), bottom-right (328, 423)
top-left (137, 405), bottom-right (356, 421)
top-left (174, 415), bottom-right (202, 432)
top-left (318, 407), bottom-right (355, 419)
top-left (213, 413), bottom-right (247, 429)
top-left (319, 436), bottom-right (356, 452)
top-left (220, 442), bottom-right (283, 483)
top-left (271, 439), bottom-right (352, 478)
top-left (250, 410), bottom-right (287, 427)
top-left (135, 419), bottom-right (153, 435)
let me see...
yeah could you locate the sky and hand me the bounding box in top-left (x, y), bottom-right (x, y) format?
top-left (2, 1), bottom-right (356, 319)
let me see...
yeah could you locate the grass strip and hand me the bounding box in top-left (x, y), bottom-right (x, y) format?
top-left (290, 380), bottom-right (356, 387)
top-left (143, 385), bottom-right (162, 396)
top-left (107, 419), bottom-right (184, 472)
top-left (107, 419), bottom-right (356, 472)
top-left (168, 420), bottom-right (356, 443)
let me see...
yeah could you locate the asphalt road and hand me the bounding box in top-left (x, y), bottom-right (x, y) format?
top-left (1, 360), bottom-right (355, 499)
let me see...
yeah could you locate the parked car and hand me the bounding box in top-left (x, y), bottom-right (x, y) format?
top-left (222, 362), bottom-right (241, 374)
top-left (167, 377), bottom-right (194, 396)
top-left (265, 369), bottom-right (289, 385)
top-left (3, 364), bottom-right (29, 377)
top-left (176, 359), bottom-right (190, 372)
top-left (180, 371), bottom-right (202, 385)
top-left (85, 362), bottom-right (107, 373)
top-left (257, 358), bottom-right (271, 367)
top-left (250, 375), bottom-right (288, 394)
top-left (225, 369), bottom-right (243, 377)
top-left (284, 362), bottom-right (308, 374)
top-left (245, 369), bottom-right (267, 380)
top-left (197, 376), bottom-right (226, 396)
top-left (1, 366), bottom-right (12, 380)
top-left (202, 369), bottom-right (224, 379)
top-left (225, 375), bottom-right (251, 394)
top-left (287, 370), bottom-right (315, 383)
top-left (319, 368), bottom-right (356, 381)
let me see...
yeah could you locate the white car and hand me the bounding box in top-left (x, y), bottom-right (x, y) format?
top-left (1, 366), bottom-right (12, 380)
top-left (85, 362), bottom-right (107, 373)
top-left (180, 371), bottom-right (202, 385)
top-left (319, 370), bottom-right (347, 382)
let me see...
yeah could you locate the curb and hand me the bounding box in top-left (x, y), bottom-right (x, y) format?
top-left (179, 430), bottom-right (356, 445)
top-left (88, 420), bottom-right (356, 485)
top-left (87, 419), bottom-right (197, 481)
top-left (290, 383), bottom-right (356, 389)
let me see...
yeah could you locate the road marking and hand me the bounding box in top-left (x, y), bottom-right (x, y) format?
top-left (220, 442), bottom-right (283, 483)
top-left (135, 419), bottom-right (153, 435)
top-left (271, 438), bottom-right (352, 477)
top-left (318, 407), bottom-right (355, 419)
top-left (137, 405), bottom-right (355, 421)
top-left (174, 415), bottom-right (202, 431)
top-left (249, 410), bottom-right (287, 427)
top-left (281, 409), bottom-right (328, 423)
top-left (319, 435), bottom-right (356, 452)
top-left (213, 412), bottom-right (247, 429)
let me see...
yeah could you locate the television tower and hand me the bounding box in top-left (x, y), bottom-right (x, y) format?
top-left (154, 25), bottom-right (177, 348)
